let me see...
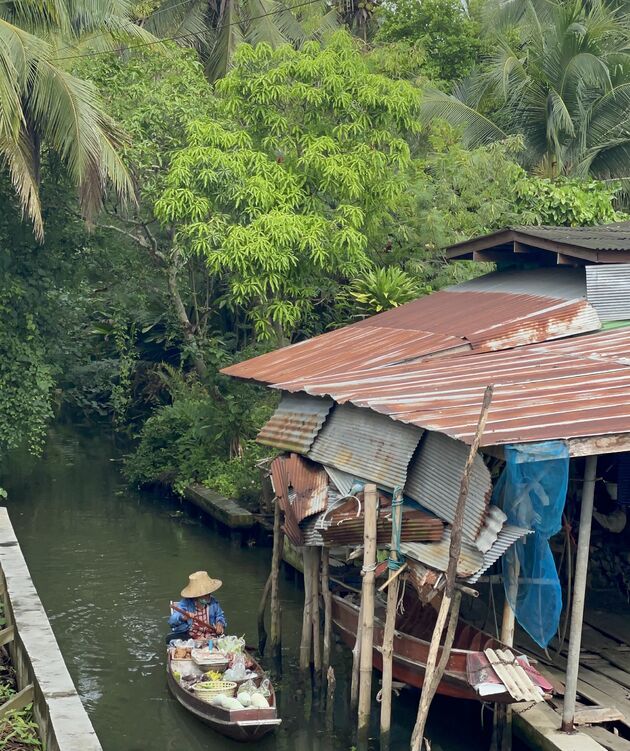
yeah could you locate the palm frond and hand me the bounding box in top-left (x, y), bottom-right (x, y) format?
top-left (0, 129), bottom-right (42, 238)
top-left (419, 88), bottom-right (509, 148)
top-left (28, 58), bottom-right (134, 218)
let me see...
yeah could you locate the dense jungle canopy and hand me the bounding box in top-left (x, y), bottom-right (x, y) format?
top-left (1, 0), bottom-right (628, 502)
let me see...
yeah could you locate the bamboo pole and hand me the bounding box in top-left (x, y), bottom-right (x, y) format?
top-left (322, 548), bottom-right (332, 674)
top-left (492, 558), bottom-right (519, 751)
top-left (562, 454), bottom-right (597, 732)
top-left (257, 571), bottom-right (272, 654)
top-left (350, 595), bottom-right (363, 711)
top-left (358, 483), bottom-right (378, 737)
top-left (270, 497), bottom-right (284, 659)
top-left (312, 546), bottom-right (322, 676)
top-left (300, 547), bottom-right (313, 672)
top-left (410, 385), bottom-right (494, 751)
top-left (380, 488), bottom-right (404, 743)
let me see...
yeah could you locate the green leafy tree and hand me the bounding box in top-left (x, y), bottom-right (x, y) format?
top-left (422, 0), bottom-right (630, 179)
top-left (144, 0), bottom-right (338, 80)
top-left (376, 0), bottom-right (483, 82)
top-left (156, 32), bottom-right (424, 341)
top-left (80, 45), bottom-right (217, 377)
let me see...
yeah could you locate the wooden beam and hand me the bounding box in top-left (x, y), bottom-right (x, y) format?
top-left (0, 684), bottom-right (34, 720)
top-left (569, 435), bottom-right (630, 457)
top-left (574, 707), bottom-right (625, 726)
top-left (0, 626), bottom-right (14, 647)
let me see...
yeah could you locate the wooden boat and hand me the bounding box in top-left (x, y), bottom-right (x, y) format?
top-left (166, 652), bottom-right (281, 741)
top-left (332, 591), bottom-right (549, 703)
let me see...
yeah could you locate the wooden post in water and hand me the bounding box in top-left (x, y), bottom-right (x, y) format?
top-left (380, 487), bottom-right (404, 746)
top-left (257, 571), bottom-right (271, 655)
top-left (562, 454), bottom-right (597, 732)
top-left (322, 548), bottom-right (332, 674)
top-left (350, 595), bottom-right (363, 711)
top-left (300, 548), bottom-right (313, 672)
top-left (410, 385), bottom-right (494, 751)
top-left (492, 558), bottom-right (519, 750)
top-left (312, 546), bottom-right (322, 678)
top-left (270, 497), bottom-right (284, 659)
top-left (357, 484), bottom-right (378, 737)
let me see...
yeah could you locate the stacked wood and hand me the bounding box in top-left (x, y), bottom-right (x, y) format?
top-left (320, 497), bottom-right (443, 546)
top-left (406, 560), bottom-right (443, 604)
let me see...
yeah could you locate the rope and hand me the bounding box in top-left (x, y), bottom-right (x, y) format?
top-left (361, 561), bottom-right (378, 575)
top-left (388, 486), bottom-right (405, 571)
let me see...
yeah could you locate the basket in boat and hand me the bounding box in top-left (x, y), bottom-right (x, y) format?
top-left (193, 680), bottom-right (237, 701)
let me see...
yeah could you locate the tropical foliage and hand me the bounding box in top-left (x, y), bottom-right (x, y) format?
top-left (0, 0), bottom-right (627, 505)
top-left (156, 34), bottom-right (423, 340)
top-left (422, 0), bottom-right (630, 179)
top-left (0, 0), bottom-right (150, 237)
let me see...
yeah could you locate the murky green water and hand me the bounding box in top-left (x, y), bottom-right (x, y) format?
top-left (3, 427), bottom-right (490, 751)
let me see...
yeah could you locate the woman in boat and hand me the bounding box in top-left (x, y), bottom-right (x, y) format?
top-left (167, 571), bottom-right (227, 643)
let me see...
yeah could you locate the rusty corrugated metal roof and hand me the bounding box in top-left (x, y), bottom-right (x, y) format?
top-left (308, 403), bottom-right (423, 490)
top-left (223, 325), bottom-right (469, 385)
top-left (404, 432), bottom-right (492, 545)
top-left (223, 282), bottom-right (601, 393)
top-left (351, 290), bottom-right (599, 351)
top-left (257, 393), bottom-right (332, 453)
top-left (284, 326), bottom-right (630, 446)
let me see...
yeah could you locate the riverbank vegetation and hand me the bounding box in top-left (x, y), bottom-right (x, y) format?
top-left (0, 0), bottom-right (628, 506)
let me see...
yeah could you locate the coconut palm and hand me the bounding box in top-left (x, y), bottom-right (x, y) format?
top-left (144, 0), bottom-right (339, 80)
top-left (0, 1), bottom-right (151, 239)
top-left (421, 0), bottom-right (630, 179)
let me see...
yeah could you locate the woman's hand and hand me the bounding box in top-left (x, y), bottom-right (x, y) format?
top-left (215, 622), bottom-right (224, 635)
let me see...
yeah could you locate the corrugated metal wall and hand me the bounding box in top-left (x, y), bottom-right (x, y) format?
top-left (308, 404), bottom-right (423, 490)
top-left (404, 432), bottom-right (492, 546)
top-left (257, 393), bottom-right (332, 453)
top-left (586, 264), bottom-right (630, 321)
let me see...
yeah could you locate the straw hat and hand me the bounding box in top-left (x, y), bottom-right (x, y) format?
top-left (181, 571), bottom-right (222, 598)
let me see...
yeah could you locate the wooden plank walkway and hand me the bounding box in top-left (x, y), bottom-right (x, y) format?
top-left (514, 611), bottom-right (630, 751)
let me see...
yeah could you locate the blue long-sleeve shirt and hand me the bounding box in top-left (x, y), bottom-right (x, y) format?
top-left (168, 597), bottom-right (227, 631)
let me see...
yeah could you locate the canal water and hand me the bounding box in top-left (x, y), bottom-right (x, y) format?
top-left (3, 427), bottom-right (491, 751)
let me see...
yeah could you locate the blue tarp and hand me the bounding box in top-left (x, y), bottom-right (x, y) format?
top-left (496, 441), bottom-right (569, 648)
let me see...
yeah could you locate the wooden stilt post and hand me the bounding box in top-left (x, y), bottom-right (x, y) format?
top-left (358, 483), bottom-right (378, 737)
top-left (270, 497), bottom-right (284, 659)
top-left (322, 548), bottom-right (332, 674)
top-left (326, 665), bottom-right (336, 732)
top-left (380, 487), bottom-right (404, 745)
top-left (300, 547), bottom-right (313, 672)
top-left (350, 595), bottom-right (363, 711)
top-left (257, 571), bottom-right (271, 655)
top-left (410, 385), bottom-right (494, 751)
top-left (562, 454), bottom-right (597, 733)
top-left (312, 546), bottom-right (322, 678)
top-left (492, 558), bottom-right (519, 750)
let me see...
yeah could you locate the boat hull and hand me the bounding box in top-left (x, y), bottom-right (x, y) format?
top-left (332, 594), bottom-right (503, 702)
top-left (166, 656), bottom-right (281, 742)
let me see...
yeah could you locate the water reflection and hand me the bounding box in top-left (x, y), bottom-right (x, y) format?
top-left (3, 427), bottom-right (489, 751)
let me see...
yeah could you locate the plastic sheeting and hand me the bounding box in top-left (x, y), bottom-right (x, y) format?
top-left (497, 441), bottom-right (569, 648)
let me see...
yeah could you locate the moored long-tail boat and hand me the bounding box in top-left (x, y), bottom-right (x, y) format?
top-left (166, 652), bottom-right (281, 742)
top-left (332, 591), bottom-right (551, 703)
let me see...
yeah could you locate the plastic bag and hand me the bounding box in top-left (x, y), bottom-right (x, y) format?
top-left (223, 654), bottom-right (247, 681)
top-left (216, 635), bottom-right (245, 654)
top-left (497, 440), bottom-right (569, 648)
top-left (256, 678), bottom-right (271, 698)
